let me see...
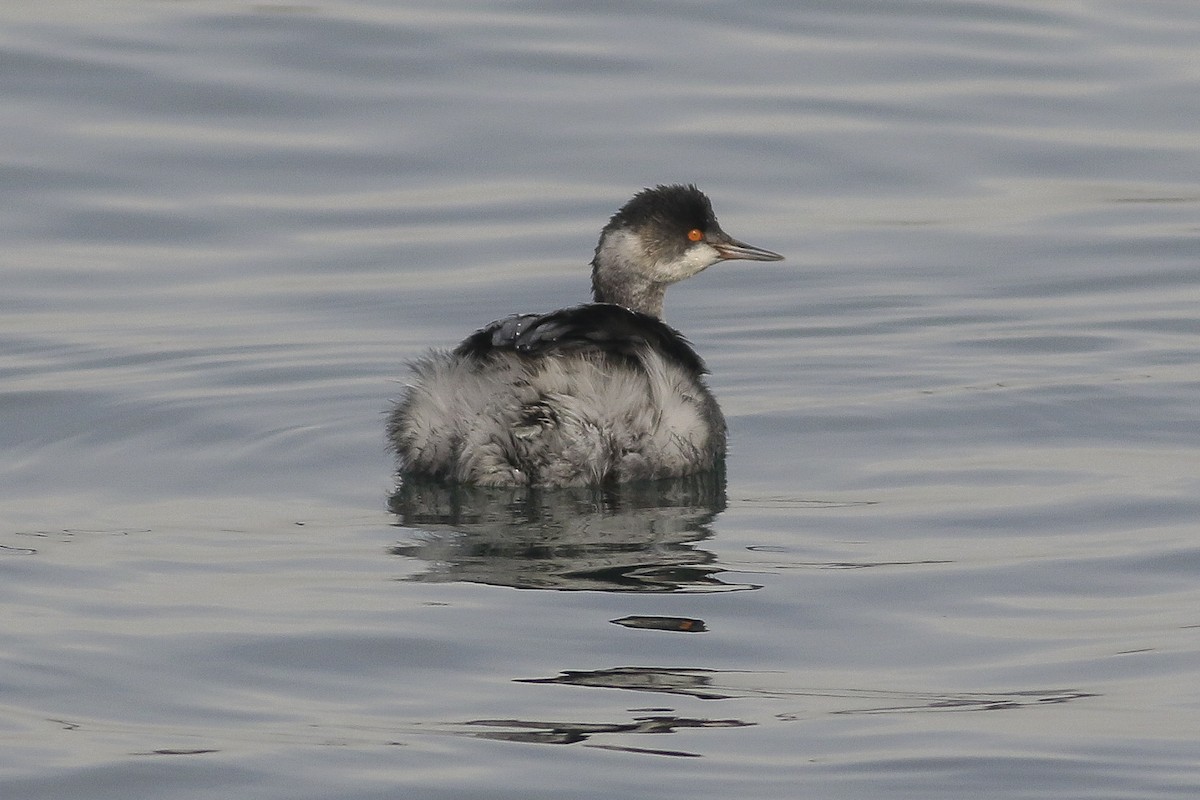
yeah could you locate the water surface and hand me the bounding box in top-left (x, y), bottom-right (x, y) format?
top-left (2, 2), bottom-right (1199, 798)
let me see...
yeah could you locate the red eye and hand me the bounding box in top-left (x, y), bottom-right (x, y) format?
top-left (687, 228), bottom-right (703, 242)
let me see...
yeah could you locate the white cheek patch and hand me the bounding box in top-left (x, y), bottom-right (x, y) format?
top-left (654, 242), bottom-right (721, 284)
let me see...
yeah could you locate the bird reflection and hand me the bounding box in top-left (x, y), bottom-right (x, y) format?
top-left (388, 470), bottom-right (757, 592)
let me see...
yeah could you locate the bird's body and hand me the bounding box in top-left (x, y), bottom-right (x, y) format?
top-left (388, 184), bottom-right (782, 488)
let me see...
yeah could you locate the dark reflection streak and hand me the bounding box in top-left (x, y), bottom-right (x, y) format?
top-left (521, 667), bottom-right (736, 700)
top-left (820, 559), bottom-right (953, 569)
top-left (828, 690), bottom-right (1098, 715)
top-left (728, 497), bottom-right (879, 509)
top-left (582, 743), bottom-right (702, 757)
top-left (458, 714), bottom-right (751, 756)
top-left (524, 667), bottom-right (1098, 715)
top-left (736, 556), bottom-right (955, 570)
top-left (611, 615), bottom-right (707, 632)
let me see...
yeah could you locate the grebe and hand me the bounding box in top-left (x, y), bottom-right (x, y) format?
top-left (388, 184), bottom-right (783, 487)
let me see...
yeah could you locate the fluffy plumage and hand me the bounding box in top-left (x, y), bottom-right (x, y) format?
top-left (388, 184), bottom-right (782, 488)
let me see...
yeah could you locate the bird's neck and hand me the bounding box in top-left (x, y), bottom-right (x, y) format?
top-left (591, 276), bottom-right (665, 318)
top-left (590, 228), bottom-right (666, 318)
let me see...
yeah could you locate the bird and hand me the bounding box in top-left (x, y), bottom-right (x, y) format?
top-left (388, 183), bottom-right (783, 488)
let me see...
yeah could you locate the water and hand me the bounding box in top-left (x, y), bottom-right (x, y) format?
top-left (2, 1), bottom-right (1199, 797)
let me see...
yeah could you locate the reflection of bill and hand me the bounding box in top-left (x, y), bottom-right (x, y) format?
top-left (387, 471), bottom-right (759, 593)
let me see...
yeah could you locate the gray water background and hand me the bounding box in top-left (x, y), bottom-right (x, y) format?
top-left (2, 1), bottom-right (1199, 797)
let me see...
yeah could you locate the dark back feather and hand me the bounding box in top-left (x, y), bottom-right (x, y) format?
top-left (454, 303), bottom-right (709, 376)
